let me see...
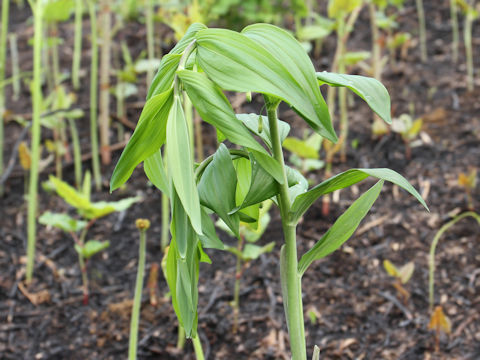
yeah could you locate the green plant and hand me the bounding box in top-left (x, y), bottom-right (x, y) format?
top-left (391, 113), bottom-right (423, 160)
top-left (40, 173), bottom-right (140, 304)
top-left (428, 211), bottom-right (480, 312)
top-left (26, 0), bottom-right (45, 284)
top-left (283, 132), bottom-right (325, 175)
top-left (415, 0), bottom-right (427, 62)
top-left (457, 168), bottom-right (477, 210)
top-left (217, 199), bottom-right (275, 333)
top-left (72, 0), bottom-right (83, 89)
top-left (0, 0), bottom-right (10, 194)
top-left (383, 259), bottom-right (414, 303)
top-left (110, 23), bottom-right (427, 359)
top-left (129, 218), bottom-right (150, 360)
top-left (428, 305), bottom-right (451, 352)
top-left (458, 0), bottom-right (479, 91)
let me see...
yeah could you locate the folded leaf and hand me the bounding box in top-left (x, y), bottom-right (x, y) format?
top-left (196, 27), bottom-right (337, 142)
top-left (166, 96), bottom-right (202, 234)
top-left (290, 168), bottom-right (428, 223)
top-left (298, 180), bottom-right (384, 276)
top-left (236, 113), bottom-right (290, 151)
top-left (316, 71), bottom-right (391, 124)
top-left (110, 89), bottom-right (174, 191)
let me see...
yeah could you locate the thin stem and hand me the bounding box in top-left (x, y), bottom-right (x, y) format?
top-left (265, 97), bottom-right (306, 360)
top-left (192, 335), bottom-right (205, 360)
top-left (129, 228), bottom-right (147, 360)
top-left (26, 0), bottom-right (43, 284)
top-left (464, 9), bottom-right (474, 92)
top-left (428, 211), bottom-right (480, 311)
top-left (50, 23), bottom-right (60, 87)
top-left (9, 34), bottom-right (20, 101)
top-left (145, 0), bottom-right (154, 86)
top-left (416, 0), bottom-right (427, 62)
top-left (0, 0), bottom-right (10, 195)
top-left (88, 0), bottom-right (102, 190)
top-left (232, 235), bottom-right (244, 333)
top-left (99, 0), bottom-right (112, 165)
top-left (72, 0), bottom-right (83, 90)
top-left (450, 0), bottom-right (459, 63)
top-left (68, 118), bottom-right (82, 189)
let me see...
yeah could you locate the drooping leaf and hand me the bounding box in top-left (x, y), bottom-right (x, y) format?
top-left (146, 54), bottom-right (181, 99)
top-left (195, 27), bottom-right (337, 142)
top-left (39, 211), bottom-right (87, 233)
top-left (198, 144), bottom-right (239, 237)
top-left (236, 113), bottom-right (290, 151)
top-left (290, 168), bottom-right (428, 223)
top-left (242, 24), bottom-right (335, 141)
top-left (316, 71), bottom-right (391, 124)
top-left (75, 240), bottom-right (110, 259)
top-left (298, 181), bottom-right (384, 275)
top-left (144, 149), bottom-right (169, 195)
top-left (110, 89), bottom-right (174, 192)
top-left (166, 96), bottom-right (202, 234)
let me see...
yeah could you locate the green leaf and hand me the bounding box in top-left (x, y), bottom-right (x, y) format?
top-left (298, 181), bottom-right (384, 276)
top-left (110, 89), bottom-right (174, 192)
top-left (171, 188), bottom-right (194, 259)
top-left (146, 54), bottom-right (181, 100)
top-left (43, 0), bottom-right (75, 23)
top-left (39, 211), bottom-right (87, 233)
top-left (144, 149), bottom-right (169, 195)
top-left (242, 24), bottom-right (335, 141)
top-left (82, 171), bottom-right (91, 201)
top-left (177, 70), bottom-right (284, 184)
top-left (283, 137), bottom-right (319, 159)
top-left (236, 113), bottom-right (290, 151)
top-left (75, 240), bottom-right (110, 259)
top-left (234, 157), bottom-right (260, 226)
top-left (166, 96), bottom-right (202, 234)
top-left (242, 201), bottom-right (272, 242)
top-left (82, 196), bottom-right (141, 219)
top-left (242, 242), bottom-right (275, 261)
top-left (195, 27), bottom-right (337, 142)
top-left (290, 168), bottom-right (428, 224)
top-left (198, 208), bottom-right (224, 250)
top-left (316, 71), bottom-right (392, 124)
top-left (198, 144), bottom-right (240, 237)
top-left (48, 175), bottom-right (91, 210)
top-left (328, 0), bottom-right (362, 18)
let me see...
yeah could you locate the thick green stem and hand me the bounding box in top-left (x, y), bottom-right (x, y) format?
top-left (192, 335), bottom-right (205, 360)
top-left (146, 0), bottom-right (154, 86)
top-left (129, 228), bottom-right (147, 360)
top-left (72, 0), bottom-right (83, 90)
top-left (450, 0), bottom-right (459, 63)
top-left (176, 326), bottom-right (186, 349)
top-left (416, 0), bottom-right (427, 62)
top-left (464, 10), bottom-right (474, 92)
top-left (161, 191), bottom-right (170, 250)
top-left (26, 0), bottom-right (44, 283)
top-left (266, 97), bottom-right (306, 360)
top-left (429, 211), bottom-right (480, 312)
top-left (0, 0), bottom-right (10, 194)
top-left (88, 0), bottom-right (102, 190)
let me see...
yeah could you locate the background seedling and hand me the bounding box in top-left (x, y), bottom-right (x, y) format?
top-left (40, 173), bottom-right (140, 304)
top-left (428, 305), bottom-right (451, 352)
top-left (457, 168), bottom-right (477, 210)
top-left (111, 23), bottom-right (428, 359)
top-left (391, 113), bottom-right (423, 160)
top-left (458, 0), bottom-right (479, 91)
top-left (129, 218), bottom-right (150, 360)
top-left (0, 0), bottom-right (10, 194)
top-left (383, 259), bottom-right (415, 303)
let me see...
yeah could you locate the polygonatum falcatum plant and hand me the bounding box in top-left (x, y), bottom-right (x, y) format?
top-left (110, 23), bottom-right (428, 359)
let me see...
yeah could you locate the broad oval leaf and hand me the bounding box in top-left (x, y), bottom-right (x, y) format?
top-left (110, 89), bottom-right (174, 192)
top-left (316, 71), bottom-right (392, 124)
top-left (75, 240), bottom-right (110, 259)
top-left (290, 168), bottom-right (428, 224)
top-left (166, 96), bottom-right (202, 234)
top-left (298, 180), bottom-right (384, 276)
top-left (195, 27), bottom-right (338, 142)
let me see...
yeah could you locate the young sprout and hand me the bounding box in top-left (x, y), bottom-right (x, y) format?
top-left (428, 305), bottom-right (451, 352)
top-left (391, 113), bottom-right (424, 160)
top-left (383, 259), bottom-right (415, 303)
top-left (40, 173), bottom-right (140, 304)
top-left (457, 168), bottom-right (477, 210)
top-left (129, 218), bottom-right (150, 360)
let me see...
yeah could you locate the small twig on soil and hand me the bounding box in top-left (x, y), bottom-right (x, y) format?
top-left (378, 291), bottom-right (413, 321)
